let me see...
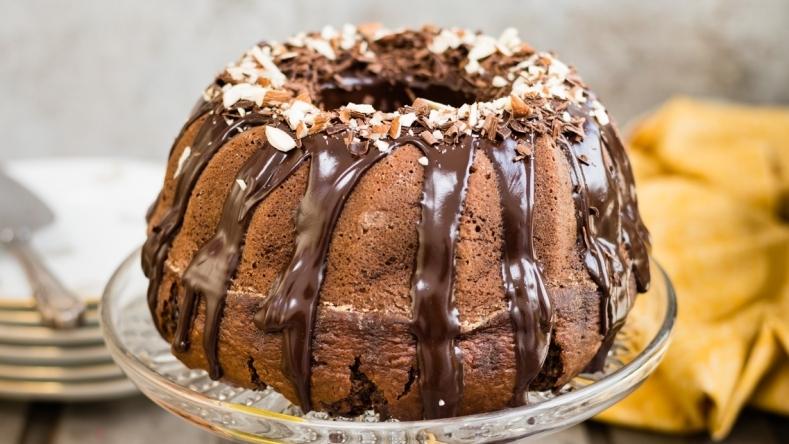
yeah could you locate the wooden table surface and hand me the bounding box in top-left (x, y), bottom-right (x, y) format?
top-left (0, 397), bottom-right (786, 444)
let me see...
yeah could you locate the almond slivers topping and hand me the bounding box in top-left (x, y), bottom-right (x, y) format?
top-left (265, 126), bottom-right (297, 152)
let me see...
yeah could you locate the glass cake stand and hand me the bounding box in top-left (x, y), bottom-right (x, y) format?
top-left (101, 248), bottom-right (676, 444)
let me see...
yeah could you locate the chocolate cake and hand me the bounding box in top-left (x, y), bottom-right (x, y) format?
top-left (142, 25), bottom-right (650, 421)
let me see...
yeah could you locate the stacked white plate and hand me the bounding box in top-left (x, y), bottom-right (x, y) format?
top-left (0, 157), bottom-right (163, 400)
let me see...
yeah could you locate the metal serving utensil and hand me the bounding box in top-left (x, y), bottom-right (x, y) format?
top-left (0, 168), bottom-right (85, 328)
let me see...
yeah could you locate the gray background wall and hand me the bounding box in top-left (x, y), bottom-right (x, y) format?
top-left (2, 0), bottom-right (787, 161)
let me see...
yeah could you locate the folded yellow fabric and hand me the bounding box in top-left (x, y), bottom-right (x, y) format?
top-left (596, 97), bottom-right (789, 439)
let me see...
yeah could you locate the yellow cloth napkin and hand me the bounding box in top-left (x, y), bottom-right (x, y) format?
top-left (596, 97), bottom-right (789, 439)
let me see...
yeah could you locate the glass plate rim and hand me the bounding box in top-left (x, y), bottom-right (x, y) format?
top-left (101, 247), bottom-right (676, 431)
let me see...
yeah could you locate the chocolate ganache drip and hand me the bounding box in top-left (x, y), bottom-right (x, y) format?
top-left (408, 136), bottom-right (474, 419)
top-left (602, 125), bottom-right (650, 294)
top-left (252, 134), bottom-right (389, 410)
top-left (143, 103), bottom-right (238, 316)
top-left (174, 128), bottom-right (307, 379)
top-left (250, 133), bottom-right (476, 416)
top-left (485, 136), bottom-right (552, 406)
top-left (562, 105), bottom-right (651, 351)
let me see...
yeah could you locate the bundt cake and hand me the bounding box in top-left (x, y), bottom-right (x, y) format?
top-left (142, 24), bottom-right (651, 421)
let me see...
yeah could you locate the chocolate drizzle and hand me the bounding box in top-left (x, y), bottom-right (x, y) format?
top-left (142, 104), bottom-right (237, 313)
top-left (409, 137), bottom-right (475, 419)
top-left (603, 125), bottom-right (651, 294)
top-left (561, 110), bottom-right (651, 344)
top-left (252, 134), bottom-right (389, 410)
top-left (248, 133), bottom-right (475, 417)
top-left (485, 137), bottom-right (552, 406)
top-left (173, 131), bottom-right (307, 379)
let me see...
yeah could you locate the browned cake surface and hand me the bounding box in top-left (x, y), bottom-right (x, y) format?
top-left (143, 25), bottom-right (650, 420)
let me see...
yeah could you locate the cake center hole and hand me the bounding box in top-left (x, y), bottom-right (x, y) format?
top-left (319, 77), bottom-right (476, 113)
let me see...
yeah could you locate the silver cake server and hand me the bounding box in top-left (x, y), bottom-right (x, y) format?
top-left (0, 167), bottom-right (85, 328)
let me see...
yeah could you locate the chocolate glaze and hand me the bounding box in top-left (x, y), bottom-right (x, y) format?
top-left (485, 136), bottom-right (552, 406)
top-left (408, 136), bottom-right (474, 419)
top-left (174, 129), bottom-right (307, 379)
top-left (603, 125), bottom-right (650, 295)
top-left (145, 80), bottom-right (649, 420)
top-left (561, 107), bottom-right (651, 356)
top-left (142, 104), bottom-right (234, 314)
top-left (252, 133), bottom-right (389, 411)
top-left (244, 132), bottom-right (475, 417)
